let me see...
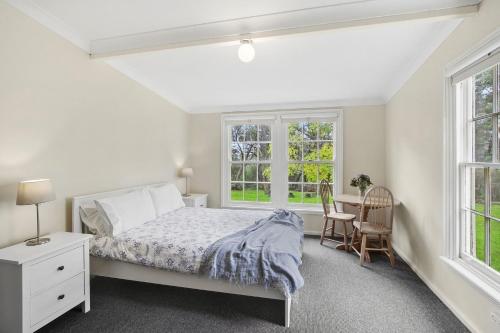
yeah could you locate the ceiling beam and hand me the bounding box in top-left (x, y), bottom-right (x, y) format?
top-left (90, 4), bottom-right (478, 59)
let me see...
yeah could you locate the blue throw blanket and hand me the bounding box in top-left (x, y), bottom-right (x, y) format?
top-left (199, 209), bottom-right (304, 296)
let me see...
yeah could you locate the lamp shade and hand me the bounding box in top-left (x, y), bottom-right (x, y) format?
top-left (180, 168), bottom-right (194, 177)
top-left (16, 179), bottom-right (55, 205)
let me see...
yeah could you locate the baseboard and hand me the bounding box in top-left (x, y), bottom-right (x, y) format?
top-left (304, 230), bottom-right (322, 236)
top-left (392, 244), bottom-right (479, 333)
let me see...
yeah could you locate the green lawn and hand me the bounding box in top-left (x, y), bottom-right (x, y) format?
top-left (231, 189), bottom-right (326, 204)
top-left (474, 204), bottom-right (500, 272)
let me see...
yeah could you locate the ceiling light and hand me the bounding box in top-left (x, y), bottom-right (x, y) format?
top-left (238, 40), bottom-right (255, 63)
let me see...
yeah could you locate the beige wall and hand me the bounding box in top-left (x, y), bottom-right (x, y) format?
top-left (385, 0), bottom-right (500, 332)
top-left (4, 0), bottom-right (497, 329)
top-left (0, 2), bottom-right (190, 247)
top-left (189, 105), bottom-right (386, 233)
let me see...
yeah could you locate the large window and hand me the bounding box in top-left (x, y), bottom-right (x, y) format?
top-left (230, 124), bottom-right (272, 203)
top-left (222, 110), bottom-right (342, 210)
top-left (287, 121), bottom-right (335, 204)
top-left (462, 64), bottom-right (500, 272)
top-left (451, 48), bottom-right (500, 285)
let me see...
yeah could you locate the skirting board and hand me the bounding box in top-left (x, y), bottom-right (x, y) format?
top-left (392, 244), bottom-right (478, 333)
top-left (304, 230), bottom-right (322, 236)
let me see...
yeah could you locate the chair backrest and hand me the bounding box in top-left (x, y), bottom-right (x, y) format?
top-left (320, 179), bottom-right (337, 216)
top-left (360, 186), bottom-right (394, 230)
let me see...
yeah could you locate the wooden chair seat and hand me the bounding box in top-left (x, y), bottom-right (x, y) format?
top-left (319, 180), bottom-right (354, 250)
top-left (353, 221), bottom-right (391, 234)
top-left (350, 186), bottom-right (395, 267)
top-left (326, 212), bottom-right (356, 221)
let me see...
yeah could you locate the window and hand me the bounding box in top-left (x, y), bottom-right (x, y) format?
top-left (460, 64), bottom-right (500, 274)
top-left (222, 110), bottom-right (342, 210)
top-left (287, 121), bottom-right (335, 204)
top-left (230, 124), bottom-right (272, 203)
top-left (448, 43), bottom-right (500, 290)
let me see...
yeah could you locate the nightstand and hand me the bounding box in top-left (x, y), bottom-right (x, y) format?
top-left (0, 232), bottom-right (92, 333)
top-left (182, 193), bottom-right (208, 208)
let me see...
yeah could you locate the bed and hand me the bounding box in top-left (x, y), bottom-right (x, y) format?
top-left (72, 183), bottom-right (304, 327)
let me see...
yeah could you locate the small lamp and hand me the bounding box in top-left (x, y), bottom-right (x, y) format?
top-left (180, 168), bottom-right (193, 197)
top-left (16, 179), bottom-right (55, 246)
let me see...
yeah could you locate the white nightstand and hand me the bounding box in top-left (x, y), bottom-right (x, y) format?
top-left (182, 193), bottom-right (208, 208)
top-left (0, 232), bottom-right (92, 333)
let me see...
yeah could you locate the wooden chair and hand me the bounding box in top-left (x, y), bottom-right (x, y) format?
top-left (349, 186), bottom-right (395, 266)
top-left (319, 180), bottom-right (356, 250)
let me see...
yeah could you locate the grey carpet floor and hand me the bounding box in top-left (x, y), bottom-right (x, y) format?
top-left (39, 237), bottom-right (468, 333)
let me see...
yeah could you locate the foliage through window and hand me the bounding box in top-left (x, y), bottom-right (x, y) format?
top-left (458, 62), bottom-right (500, 274)
top-left (287, 121), bottom-right (335, 204)
top-left (230, 124), bottom-right (272, 203)
top-left (222, 111), bottom-right (341, 209)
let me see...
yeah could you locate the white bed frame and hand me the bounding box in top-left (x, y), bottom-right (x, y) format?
top-left (72, 183), bottom-right (292, 327)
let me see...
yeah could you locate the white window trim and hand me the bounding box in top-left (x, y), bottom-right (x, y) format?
top-left (443, 27), bottom-right (500, 305)
top-left (220, 108), bottom-right (343, 213)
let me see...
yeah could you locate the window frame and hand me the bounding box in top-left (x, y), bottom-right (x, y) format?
top-left (221, 109), bottom-right (343, 212)
top-left (457, 65), bottom-right (500, 281)
top-left (443, 28), bottom-right (500, 303)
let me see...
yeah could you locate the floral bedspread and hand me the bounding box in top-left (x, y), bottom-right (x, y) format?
top-left (90, 207), bottom-right (271, 274)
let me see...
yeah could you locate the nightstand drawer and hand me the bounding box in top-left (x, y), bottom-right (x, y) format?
top-left (182, 194), bottom-right (208, 208)
top-left (30, 272), bottom-right (85, 326)
top-left (29, 246), bottom-right (84, 295)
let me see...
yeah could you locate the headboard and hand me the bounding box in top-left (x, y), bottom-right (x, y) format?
top-left (72, 182), bottom-right (171, 234)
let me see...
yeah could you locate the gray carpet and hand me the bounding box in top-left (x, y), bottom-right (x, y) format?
top-left (39, 237), bottom-right (468, 333)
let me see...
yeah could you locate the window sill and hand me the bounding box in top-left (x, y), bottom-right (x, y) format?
top-left (221, 204), bottom-right (324, 215)
top-left (440, 256), bottom-right (500, 305)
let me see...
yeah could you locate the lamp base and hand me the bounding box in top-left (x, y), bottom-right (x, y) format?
top-left (26, 237), bottom-right (50, 246)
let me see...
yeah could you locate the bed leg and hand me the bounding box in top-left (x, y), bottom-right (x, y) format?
top-left (284, 296), bottom-right (291, 328)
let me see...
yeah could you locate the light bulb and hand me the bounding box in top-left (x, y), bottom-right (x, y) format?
top-left (238, 40), bottom-right (255, 63)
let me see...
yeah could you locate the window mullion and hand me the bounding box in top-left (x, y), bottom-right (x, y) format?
top-left (493, 115), bottom-right (499, 163)
top-left (494, 61), bottom-right (499, 162)
top-left (485, 167), bottom-right (492, 266)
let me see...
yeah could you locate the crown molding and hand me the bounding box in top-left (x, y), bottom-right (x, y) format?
top-left (384, 18), bottom-right (462, 102)
top-left (187, 98), bottom-right (385, 114)
top-left (89, 4), bottom-right (479, 59)
top-left (5, 0), bottom-right (90, 52)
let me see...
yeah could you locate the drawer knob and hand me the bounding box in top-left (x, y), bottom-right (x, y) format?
top-left (57, 265), bottom-right (65, 271)
top-left (57, 294), bottom-right (65, 300)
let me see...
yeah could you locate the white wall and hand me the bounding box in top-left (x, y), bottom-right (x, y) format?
top-left (189, 105), bottom-right (386, 233)
top-left (385, 0), bottom-right (500, 332)
top-left (4, 0), bottom-right (498, 329)
top-left (0, 2), bottom-right (190, 248)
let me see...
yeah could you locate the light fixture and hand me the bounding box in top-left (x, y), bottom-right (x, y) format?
top-left (16, 179), bottom-right (55, 246)
top-left (238, 39), bottom-right (255, 63)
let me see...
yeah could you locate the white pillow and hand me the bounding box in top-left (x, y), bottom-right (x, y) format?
top-left (79, 206), bottom-right (99, 234)
top-left (78, 201), bottom-right (108, 235)
top-left (148, 184), bottom-right (185, 216)
top-left (94, 189), bottom-right (156, 236)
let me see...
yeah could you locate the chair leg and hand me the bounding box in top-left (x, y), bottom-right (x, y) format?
top-left (342, 221), bottom-right (348, 251)
top-left (349, 227), bottom-right (357, 251)
top-left (386, 236), bottom-right (395, 267)
top-left (320, 217), bottom-right (328, 245)
top-left (378, 234), bottom-right (383, 249)
top-left (331, 220), bottom-right (336, 239)
top-left (360, 233), bottom-right (367, 266)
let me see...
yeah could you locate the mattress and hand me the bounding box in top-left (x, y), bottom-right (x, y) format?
top-left (90, 207), bottom-right (271, 274)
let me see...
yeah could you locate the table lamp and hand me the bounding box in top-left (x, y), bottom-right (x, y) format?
top-left (180, 168), bottom-right (194, 197)
top-left (16, 179), bottom-right (55, 246)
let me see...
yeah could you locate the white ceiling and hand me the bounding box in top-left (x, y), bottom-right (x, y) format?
top-left (27, 0), bottom-right (477, 40)
top-left (6, 0), bottom-right (479, 113)
top-left (106, 19), bottom-right (460, 113)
